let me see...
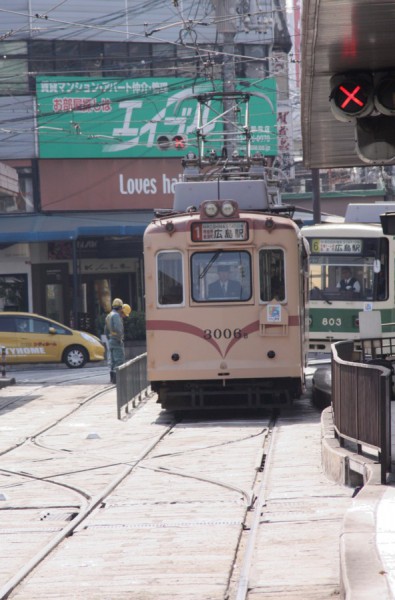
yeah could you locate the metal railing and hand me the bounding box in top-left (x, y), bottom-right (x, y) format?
top-left (332, 340), bottom-right (391, 484)
top-left (116, 353), bottom-right (150, 419)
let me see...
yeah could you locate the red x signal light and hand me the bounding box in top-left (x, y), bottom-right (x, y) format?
top-left (330, 72), bottom-right (374, 122)
top-left (338, 84), bottom-right (364, 110)
top-left (172, 135), bottom-right (186, 149)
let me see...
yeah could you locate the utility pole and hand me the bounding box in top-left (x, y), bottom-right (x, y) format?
top-left (214, 1), bottom-right (274, 158)
top-left (213, 0), bottom-right (238, 156)
top-left (312, 168), bottom-right (321, 224)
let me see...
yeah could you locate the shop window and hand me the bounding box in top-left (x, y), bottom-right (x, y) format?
top-left (80, 42), bottom-right (104, 77)
top-left (55, 41), bottom-right (82, 75)
top-left (152, 44), bottom-right (176, 76)
top-left (0, 41), bottom-right (28, 95)
top-left (129, 44), bottom-right (152, 77)
top-left (103, 42), bottom-right (130, 77)
top-left (0, 167), bottom-right (33, 214)
top-left (0, 274), bottom-right (28, 311)
top-left (30, 40), bottom-right (56, 80)
top-left (176, 47), bottom-right (198, 78)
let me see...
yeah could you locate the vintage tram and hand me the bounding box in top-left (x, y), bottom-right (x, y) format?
top-left (302, 203), bottom-right (395, 353)
top-left (143, 154), bottom-right (310, 410)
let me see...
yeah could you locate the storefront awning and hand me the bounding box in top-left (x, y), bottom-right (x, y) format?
top-left (0, 211), bottom-right (154, 243)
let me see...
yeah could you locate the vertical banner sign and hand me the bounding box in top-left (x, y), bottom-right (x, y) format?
top-left (277, 100), bottom-right (295, 179)
top-left (36, 76), bottom-right (277, 158)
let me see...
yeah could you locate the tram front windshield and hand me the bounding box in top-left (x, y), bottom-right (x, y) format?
top-left (191, 251), bottom-right (252, 302)
top-left (307, 237), bottom-right (388, 302)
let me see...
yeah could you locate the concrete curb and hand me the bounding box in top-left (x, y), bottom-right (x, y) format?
top-left (340, 485), bottom-right (393, 599)
top-left (321, 406), bottom-right (394, 599)
top-left (0, 377), bottom-right (15, 388)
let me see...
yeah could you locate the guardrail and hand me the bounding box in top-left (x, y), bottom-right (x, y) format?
top-left (116, 353), bottom-right (150, 419)
top-left (1, 346), bottom-right (6, 378)
top-left (332, 340), bottom-right (391, 484)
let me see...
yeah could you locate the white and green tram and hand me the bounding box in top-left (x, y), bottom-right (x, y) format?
top-left (302, 203), bottom-right (395, 353)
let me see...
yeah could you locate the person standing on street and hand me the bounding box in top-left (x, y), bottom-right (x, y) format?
top-left (121, 303), bottom-right (132, 319)
top-left (104, 298), bottom-right (125, 383)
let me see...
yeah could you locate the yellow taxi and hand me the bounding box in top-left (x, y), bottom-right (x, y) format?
top-left (0, 312), bottom-right (105, 368)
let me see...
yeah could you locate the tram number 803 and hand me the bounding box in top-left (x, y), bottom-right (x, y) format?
top-left (203, 328), bottom-right (247, 340)
top-left (322, 318), bottom-right (342, 327)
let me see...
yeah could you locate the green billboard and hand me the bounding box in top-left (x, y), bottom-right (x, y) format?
top-left (36, 76), bottom-right (277, 158)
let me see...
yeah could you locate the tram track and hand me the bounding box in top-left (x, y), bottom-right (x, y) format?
top-left (0, 422), bottom-right (177, 599)
top-left (0, 375), bottom-right (174, 598)
top-left (231, 418), bottom-right (277, 600)
top-left (1, 387), bottom-right (347, 600)
top-left (0, 372), bottom-right (114, 458)
top-left (1, 376), bottom-right (276, 599)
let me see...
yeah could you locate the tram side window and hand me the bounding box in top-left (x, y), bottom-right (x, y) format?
top-left (157, 251), bottom-right (184, 306)
top-left (259, 249), bottom-right (285, 302)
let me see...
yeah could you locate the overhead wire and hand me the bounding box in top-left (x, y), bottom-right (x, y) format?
top-left (0, 3), bottom-right (297, 208)
top-left (0, 1), bottom-right (297, 156)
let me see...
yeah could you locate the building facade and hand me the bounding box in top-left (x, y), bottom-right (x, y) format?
top-left (0, 0), bottom-right (292, 335)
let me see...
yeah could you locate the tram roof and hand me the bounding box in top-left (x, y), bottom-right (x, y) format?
top-left (345, 202), bottom-right (395, 223)
top-left (301, 0), bottom-right (395, 168)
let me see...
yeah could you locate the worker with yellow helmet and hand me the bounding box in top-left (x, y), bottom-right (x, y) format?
top-left (104, 298), bottom-right (129, 383)
top-left (122, 303), bottom-right (132, 317)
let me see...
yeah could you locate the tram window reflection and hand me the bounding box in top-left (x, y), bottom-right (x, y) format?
top-left (374, 269), bottom-right (387, 301)
top-left (157, 251), bottom-right (184, 306)
top-left (259, 248), bottom-right (285, 302)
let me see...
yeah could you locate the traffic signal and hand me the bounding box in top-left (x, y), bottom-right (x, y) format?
top-left (329, 72), bottom-right (374, 121)
top-left (172, 135), bottom-right (186, 149)
top-left (355, 115), bottom-right (395, 163)
top-left (374, 71), bottom-right (395, 115)
top-left (156, 135), bottom-right (171, 150)
top-left (155, 134), bottom-right (186, 150)
top-left (330, 70), bottom-right (395, 163)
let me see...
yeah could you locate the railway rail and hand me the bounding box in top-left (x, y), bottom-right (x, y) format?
top-left (0, 369), bottom-right (351, 599)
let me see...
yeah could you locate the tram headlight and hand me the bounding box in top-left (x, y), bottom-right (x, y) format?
top-left (221, 201), bottom-right (236, 217)
top-left (204, 202), bottom-right (219, 217)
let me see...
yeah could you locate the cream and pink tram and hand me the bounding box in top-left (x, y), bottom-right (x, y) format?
top-left (144, 178), bottom-right (309, 410)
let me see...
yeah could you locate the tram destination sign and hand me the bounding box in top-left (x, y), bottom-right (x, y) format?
top-left (191, 221), bottom-right (248, 242)
top-left (311, 238), bottom-right (363, 254)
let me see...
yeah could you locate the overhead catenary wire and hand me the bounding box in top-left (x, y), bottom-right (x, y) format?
top-left (0, 0), bottom-right (297, 168)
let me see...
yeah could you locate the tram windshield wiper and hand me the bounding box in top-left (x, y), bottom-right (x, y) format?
top-left (199, 250), bottom-right (221, 279)
top-left (313, 286), bottom-right (332, 305)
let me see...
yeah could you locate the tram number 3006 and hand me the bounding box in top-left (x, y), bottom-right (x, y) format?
top-left (203, 328), bottom-right (248, 340)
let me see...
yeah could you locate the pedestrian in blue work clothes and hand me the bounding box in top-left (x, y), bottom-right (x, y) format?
top-left (104, 297), bottom-right (125, 383)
